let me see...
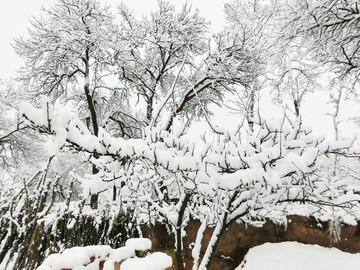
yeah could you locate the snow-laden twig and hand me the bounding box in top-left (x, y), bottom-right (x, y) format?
top-left (185, 77), bottom-right (224, 135)
top-left (150, 45), bottom-right (190, 129)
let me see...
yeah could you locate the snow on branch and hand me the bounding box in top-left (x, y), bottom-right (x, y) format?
top-left (19, 99), bottom-right (360, 227)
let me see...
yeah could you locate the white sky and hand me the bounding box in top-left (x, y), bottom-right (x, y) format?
top-left (0, 0), bottom-right (358, 139)
top-left (0, 0), bottom-right (53, 79)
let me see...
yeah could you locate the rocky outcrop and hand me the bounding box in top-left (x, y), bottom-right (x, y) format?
top-left (143, 216), bottom-right (360, 270)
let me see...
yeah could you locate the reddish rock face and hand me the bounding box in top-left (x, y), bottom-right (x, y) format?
top-left (99, 260), bottom-right (105, 270)
top-left (143, 217), bottom-right (360, 270)
top-left (135, 250), bottom-right (150, 258)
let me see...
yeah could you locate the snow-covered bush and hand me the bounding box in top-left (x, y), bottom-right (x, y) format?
top-left (17, 98), bottom-right (360, 270)
top-left (0, 154), bottom-right (137, 270)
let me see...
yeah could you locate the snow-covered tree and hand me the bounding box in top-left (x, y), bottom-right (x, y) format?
top-left (270, 35), bottom-right (322, 116)
top-left (222, 0), bottom-right (276, 127)
top-left (14, 0), bottom-right (124, 208)
top-left (193, 117), bottom-right (360, 269)
top-left (224, 0), bottom-right (324, 119)
top-left (116, 1), bottom-right (259, 133)
top-left (0, 80), bottom-right (47, 190)
top-left (14, 0), bottom-right (121, 133)
top-left (19, 98), bottom-right (360, 270)
top-left (116, 1), bottom-right (208, 124)
top-left (284, 0), bottom-right (360, 89)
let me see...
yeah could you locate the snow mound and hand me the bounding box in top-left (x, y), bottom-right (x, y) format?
top-left (237, 241), bottom-right (360, 270)
top-left (120, 252), bottom-right (172, 270)
top-left (125, 238), bottom-right (152, 251)
top-left (37, 238), bottom-right (170, 270)
top-left (37, 245), bottom-right (111, 270)
top-left (110, 246), bottom-right (135, 262)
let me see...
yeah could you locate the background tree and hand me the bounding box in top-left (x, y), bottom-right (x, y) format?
top-left (0, 80), bottom-right (47, 190)
top-left (116, 1), bottom-right (208, 125)
top-left (222, 0), bottom-right (278, 129)
top-left (270, 36), bottom-right (322, 117)
top-left (14, 0), bottom-right (122, 208)
top-left (116, 0), bottom-right (259, 133)
top-left (284, 0), bottom-right (360, 89)
top-left (224, 0), bottom-right (324, 120)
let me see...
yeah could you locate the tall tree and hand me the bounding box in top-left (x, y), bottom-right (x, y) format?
top-left (14, 0), bottom-right (120, 135)
top-left (14, 0), bottom-right (121, 208)
top-left (116, 1), bottom-right (258, 133)
top-left (222, 0), bottom-right (278, 129)
top-left (117, 1), bottom-right (208, 124)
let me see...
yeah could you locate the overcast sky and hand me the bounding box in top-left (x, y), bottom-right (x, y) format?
top-left (0, 0), bottom-right (225, 80)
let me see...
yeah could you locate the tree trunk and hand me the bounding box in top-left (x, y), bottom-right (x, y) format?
top-left (175, 193), bottom-right (191, 270)
top-left (198, 213), bottom-right (228, 270)
top-left (331, 89), bottom-right (342, 176)
top-left (83, 48), bottom-right (99, 137)
top-left (113, 185), bottom-right (117, 201)
top-left (247, 89), bottom-right (255, 132)
top-left (90, 155), bottom-right (99, 209)
top-left (198, 190), bottom-right (238, 270)
top-left (294, 99), bottom-right (300, 117)
top-left (192, 221), bottom-right (207, 270)
top-left (84, 47), bottom-right (100, 209)
top-left (146, 93), bottom-right (154, 122)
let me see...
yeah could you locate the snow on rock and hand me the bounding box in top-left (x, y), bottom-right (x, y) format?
top-left (37, 239), bottom-right (172, 270)
top-left (70, 245), bottom-right (112, 259)
top-left (37, 251), bottom-right (90, 270)
top-left (125, 238), bottom-right (152, 251)
top-left (236, 241), bottom-right (360, 270)
top-left (110, 246), bottom-right (135, 262)
top-left (104, 260), bottom-right (115, 270)
top-left (120, 252), bottom-right (172, 270)
top-left (37, 245), bottom-right (112, 270)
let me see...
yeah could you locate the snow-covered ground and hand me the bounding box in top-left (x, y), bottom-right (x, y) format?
top-left (237, 241), bottom-right (360, 270)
